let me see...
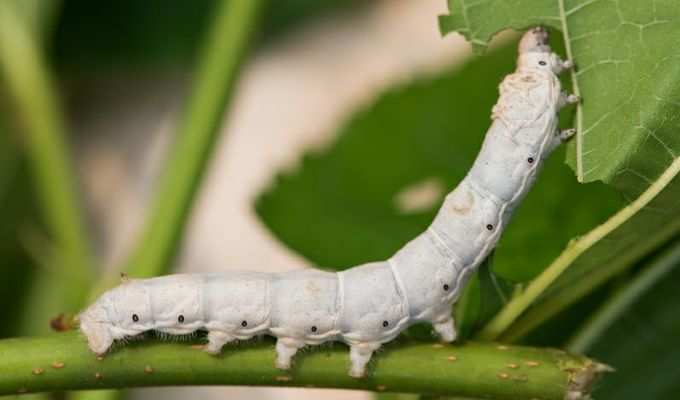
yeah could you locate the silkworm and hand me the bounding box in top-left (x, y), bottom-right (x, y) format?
top-left (79, 27), bottom-right (577, 378)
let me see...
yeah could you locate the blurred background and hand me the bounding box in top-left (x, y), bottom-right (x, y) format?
top-left (0, 1), bottom-right (469, 399)
top-left (1, 0), bottom-right (678, 399)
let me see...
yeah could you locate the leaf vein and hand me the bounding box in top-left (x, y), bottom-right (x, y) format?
top-left (557, 0), bottom-right (584, 181)
top-left (565, 0), bottom-right (601, 17)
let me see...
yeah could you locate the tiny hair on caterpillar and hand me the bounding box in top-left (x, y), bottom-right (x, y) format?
top-left (79, 27), bottom-right (579, 378)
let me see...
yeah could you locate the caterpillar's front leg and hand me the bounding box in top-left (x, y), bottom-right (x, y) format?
top-left (349, 342), bottom-right (381, 378)
top-left (561, 59), bottom-right (574, 71)
top-left (559, 128), bottom-right (577, 142)
top-left (547, 127), bottom-right (577, 153)
top-left (558, 91), bottom-right (580, 110)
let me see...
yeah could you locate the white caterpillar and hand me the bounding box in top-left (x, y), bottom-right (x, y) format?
top-left (79, 28), bottom-right (578, 378)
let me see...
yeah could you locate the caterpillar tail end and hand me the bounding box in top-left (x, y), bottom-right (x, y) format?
top-left (79, 307), bottom-right (114, 355)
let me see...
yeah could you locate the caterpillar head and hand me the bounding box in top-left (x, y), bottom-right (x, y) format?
top-left (518, 26), bottom-right (550, 54)
top-left (517, 27), bottom-right (569, 74)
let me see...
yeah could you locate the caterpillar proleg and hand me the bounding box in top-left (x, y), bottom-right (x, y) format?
top-left (79, 27), bottom-right (578, 378)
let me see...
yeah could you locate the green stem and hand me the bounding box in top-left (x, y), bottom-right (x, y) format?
top-left (0, 331), bottom-right (609, 400)
top-left (0, 2), bottom-right (93, 311)
top-left (500, 216), bottom-right (680, 343)
top-left (477, 157), bottom-right (680, 341)
top-left (566, 238), bottom-right (680, 353)
top-left (119, 0), bottom-right (262, 282)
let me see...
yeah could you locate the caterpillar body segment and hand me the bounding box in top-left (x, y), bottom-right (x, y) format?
top-left (79, 27), bottom-right (576, 377)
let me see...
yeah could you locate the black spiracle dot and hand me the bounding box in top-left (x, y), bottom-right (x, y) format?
top-left (443, 284), bottom-right (450, 291)
top-left (178, 315), bottom-right (184, 323)
top-left (528, 157), bottom-right (535, 164)
top-left (539, 60), bottom-right (547, 66)
top-left (382, 320), bottom-right (389, 328)
top-left (132, 314), bottom-right (139, 322)
top-left (486, 224), bottom-right (494, 231)
top-left (241, 320), bottom-right (248, 327)
top-left (311, 326), bottom-right (318, 333)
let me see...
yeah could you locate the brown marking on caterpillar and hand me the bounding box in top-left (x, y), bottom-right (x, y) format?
top-left (431, 343), bottom-right (444, 349)
top-left (376, 385), bottom-right (387, 391)
top-left (506, 363), bottom-right (519, 369)
top-left (525, 360), bottom-right (540, 367)
top-left (144, 365), bottom-right (154, 374)
top-left (32, 367), bottom-right (44, 375)
top-left (95, 372), bottom-right (104, 380)
top-left (191, 344), bottom-right (205, 350)
top-left (275, 375), bottom-right (292, 382)
top-left (17, 387), bottom-right (28, 394)
top-left (496, 345), bottom-right (508, 351)
top-left (51, 361), bottom-right (65, 369)
top-left (96, 356), bottom-right (104, 361)
top-left (497, 372), bottom-right (510, 380)
top-left (447, 355), bottom-right (458, 362)
top-left (449, 189), bottom-right (475, 215)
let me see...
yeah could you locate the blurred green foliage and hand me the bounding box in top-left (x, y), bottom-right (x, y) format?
top-left (0, 0), bottom-right (361, 341)
top-left (0, 125), bottom-right (37, 338)
top-left (53, 0), bottom-right (361, 70)
top-left (588, 242), bottom-right (680, 398)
